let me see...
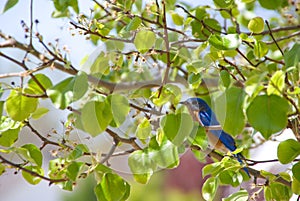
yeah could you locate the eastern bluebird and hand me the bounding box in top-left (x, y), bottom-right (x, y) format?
top-left (180, 97), bottom-right (249, 176)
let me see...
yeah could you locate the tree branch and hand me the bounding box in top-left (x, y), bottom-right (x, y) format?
top-left (105, 128), bottom-right (142, 150)
top-left (0, 154), bottom-right (67, 184)
top-left (25, 121), bottom-right (73, 150)
top-left (158, 0), bottom-right (171, 97)
top-left (265, 20), bottom-right (284, 56)
top-left (190, 145), bottom-right (291, 188)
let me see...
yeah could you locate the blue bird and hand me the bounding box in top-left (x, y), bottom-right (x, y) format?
top-left (180, 97), bottom-right (249, 176)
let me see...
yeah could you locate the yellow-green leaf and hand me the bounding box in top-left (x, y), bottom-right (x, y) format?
top-left (248, 17), bottom-right (264, 34)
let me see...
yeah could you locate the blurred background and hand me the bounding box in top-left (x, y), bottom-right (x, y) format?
top-left (0, 0), bottom-right (295, 200)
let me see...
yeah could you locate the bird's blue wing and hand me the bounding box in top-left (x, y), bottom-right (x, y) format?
top-left (199, 111), bottom-right (237, 152)
top-left (198, 101), bottom-right (250, 177)
top-left (196, 99), bottom-right (249, 177)
top-left (216, 130), bottom-right (237, 152)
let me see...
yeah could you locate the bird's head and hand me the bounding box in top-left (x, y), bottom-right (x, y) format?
top-left (179, 97), bottom-right (211, 113)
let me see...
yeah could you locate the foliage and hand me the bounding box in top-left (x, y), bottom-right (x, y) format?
top-left (1, 0), bottom-right (300, 200)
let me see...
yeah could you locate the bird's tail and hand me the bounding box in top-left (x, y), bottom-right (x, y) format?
top-left (236, 153), bottom-right (250, 177)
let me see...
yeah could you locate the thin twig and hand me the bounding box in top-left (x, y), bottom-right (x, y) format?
top-left (265, 20), bottom-right (284, 56)
top-left (265, 31), bottom-right (300, 44)
top-left (25, 121), bottom-right (73, 150)
top-left (100, 139), bottom-right (119, 164)
top-left (106, 128), bottom-right (142, 150)
top-left (0, 154), bottom-right (67, 184)
top-left (29, 0), bottom-right (33, 47)
top-left (70, 21), bottom-right (134, 43)
top-left (236, 48), bottom-right (256, 67)
top-left (171, 38), bottom-right (206, 46)
top-left (158, 1), bottom-right (171, 97)
top-left (92, 0), bottom-right (126, 25)
top-left (246, 157), bottom-right (300, 165)
top-left (129, 103), bottom-right (163, 115)
top-left (245, 24), bottom-right (300, 36)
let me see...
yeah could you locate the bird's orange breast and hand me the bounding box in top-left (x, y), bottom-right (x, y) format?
top-left (206, 131), bottom-right (229, 153)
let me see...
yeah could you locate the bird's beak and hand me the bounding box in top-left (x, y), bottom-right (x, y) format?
top-left (179, 101), bottom-right (186, 105)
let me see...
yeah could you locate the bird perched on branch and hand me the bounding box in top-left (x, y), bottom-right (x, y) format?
top-left (180, 97), bottom-right (250, 177)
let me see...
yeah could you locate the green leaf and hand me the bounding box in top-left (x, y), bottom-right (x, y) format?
top-left (0, 163), bottom-right (5, 176)
top-left (202, 162), bottom-right (223, 177)
top-left (260, 170), bottom-right (277, 181)
top-left (171, 12), bottom-right (184, 25)
top-left (186, 60), bottom-right (205, 74)
top-left (152, 84), bottom-right (182, 106)
top-left (48, 158), bottom-right (67, 180)
top-left (94, 173), bottom-right (130, 201)
top-left (278, 139), bottom-right (300, 164)
top-left (0, 101), bottom-right (4, 117)
top-left (125, 16), bottom-right (142, 31)
top-left (292, 162), bottom-right (300, 182)
top-left (134, 30), bottom-right (156, 53)
top-left (0, 117), bottom-right (20, 147)
top-left (47, 77), bottom-right (74, 109)
top-left (22, 165), bottom-right (44, 185)
top-left (31, 107), bottom-right (49, 119)
top-left (47, 72), bottom-right (87, 109)
top-left (254, 40), bottom-right (268, 58)
top-left (223, 189), bottom-right (249, 201)
top-left (160, 113), bottom-right (194, 146)
top-left (218, 170), bottom-right (243, 187)
top-left (2, 0), bottom-right (18, 13)
top-left (202, 177), bottom-right (218, 201)
top-left (191, 18), bottom-right (220, 39)
top-left (68, 144), bottom-right (89, 160)
top-left (246, 95), bottom-right (289, 138)
top-left (53, 0), bottom-right (79, 13)
top-left (279, 172), bottom-right (291, 182)
top-left (67, 161), bottom-right (84, 181)
top-left (189, 125), bottom-right (208, 150)
top-left (69, 0), bottom-right (79, 13)
top-left (215, 87), bottom-right (246, 136)
top-left (28, 74), bottom-right (53, 95)
top-left (135, 118), bottom-right (151, 140)
top-left (0, 127), bottom-right (20, 147)
top-left (6, 89), bottom-right (38, 121)
top-left (248, 17), bottom-right (264, 34)
top-left (149, 140), bottom-right (179, 168)
top-left (62, 180), bottom-right (74, 191)
top-left (245, 72), bottom-right (268, 97)
top-left (267, 70), bottom-right (285, 96)
top-left (51, 9), bottom-right (70, 18)
top-left (0, 116), bottom-right (18, 132)
top-left (94, 164), bottom-right (113, 179)
top-left (209, 34), bottom-right (241, 50)
top-left (90, 52), bottom-right (110, 74)
top-left (284, 43), bottom-right (300, 69)
top-left (81, 101), bottom-right (113, 136)
top-left (107, 94), bottom-right (130, 127)
top-left (292, 176), bottom-right (300, 195)
top-left (21, 144), bottom-right (43, 167)
top-left (220, 70), bottom-right (231, 88)
top-left (194, 7), bottom-right (208, 20)
top-left (258, 0), bottom-right (283, 10)
top-left (213, 0), bottom-right (234, 8)
top-left (264, 182), bottom-right (292, 201)
top-left (73, 71), bottom-right (88, 100)
top-left (128, 150), bottom-right (156, 184)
